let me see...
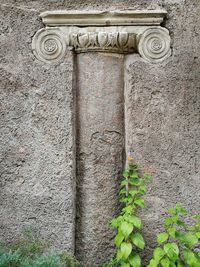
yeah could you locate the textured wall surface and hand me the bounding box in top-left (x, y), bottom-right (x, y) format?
top-left (0, 4), bottom-right (76, 252)
top-left (124, 1), bottom-right (200, 261)
top-left (0, 0), bottom-right (200, 266)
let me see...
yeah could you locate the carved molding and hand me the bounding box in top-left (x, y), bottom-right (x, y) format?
top-left (69, 32), bottom-right (136, 53)
top-left (32, 10), bottom-right (171, 63)
top-left (40, 10), bottom-right (167, 26)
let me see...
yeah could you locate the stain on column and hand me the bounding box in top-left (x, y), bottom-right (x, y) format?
top-left (75, 52), bottom-right (125, 266)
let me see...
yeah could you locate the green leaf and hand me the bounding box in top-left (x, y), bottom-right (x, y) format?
top-left (120, 188), bottom-right (127, 195)
top-left (128, 252), bottom-right (141, 267)
top-left (111, 216), bottom-right (123, 228)
top-left (129, 163), bottom-right (138, 171)
top-left (163, 243), bottom-right (179, 261)
top-left (175, 203), bottom-right (187, 215)
top-left (125, 196), bottom-right (134, 205)
top-left (177, 260), bottom-right (185, 267)
top-left (122, 206), bottom-right (134, 214)
top-left (139, 186), bottom-right (147, 194)
top-left (111, 218), bottom-right (118, 228)
top-left (176, 219), bottom-right (186, 227)
top-left (147, 259), bottom-right (158, 267)
top-left (116, 249), bottom-right (122, 262)
top-left (195, 214), bottom-right (200, 220)
top-left (165, 215), bottom-right (179, 226)
top-left (134, 199), bottom-right (145, 208)
top-left (120, 222), bottom-right (133, 239)
top-left (168, 208), bottom-right (176, 215)
top-left (157, 233), bottom-right (169, 245)
top-left (129, 190), bottom-right (139, 197)
top-left (124, 215), bottom-right (136, 224)
top-left (179, 233), bottom-right (198, 248)
top-left (131, 216), bottom-right (142, 229)
top-left (169, 262), bottom-right (176, 267)
top-left (122, 263), bottom-right (130, 267)
top-left (115, 232), bottom-right (124, 247)
top-left (130, 178), bottom-right (141, 186)
top-left (123, 170), bottom-right (129, 177)
top-left (195, 232), bottom-right (200, 238)
top-left (130, 173), bottom-right (139, 178)
top-left (165, 217), bottom-right (174, 227)
top-left (167, 227), bottom-right (176, 238)
top-left (153, 247), bottom-right (165, 262)
top-left (131, 233), bottom-right (145, 249)
top-left (120, 242), bottom-right (132, 259)
top-left (183, 249), bottom-right (199, 266)
top-left (195, 222), bottom-right (200, 229)
top-left (121, 180), bottom-right (129, 186)
top-left (160, 257), bottom-right (170, 267)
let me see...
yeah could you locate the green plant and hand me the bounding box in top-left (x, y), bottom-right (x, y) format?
top-left (148, 204), bottom-right (200, 267)
top-left (0, 229), bottom-right (80, 267)
top-left (107, 160), bottom-right (152, 267)
top-left (104, 160), bottom-right (200, 267)
top-left (102, 257), bottom-right (118, 267)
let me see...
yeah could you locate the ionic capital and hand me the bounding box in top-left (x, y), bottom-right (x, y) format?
top-left (32, 10), bottom-right (171, 63)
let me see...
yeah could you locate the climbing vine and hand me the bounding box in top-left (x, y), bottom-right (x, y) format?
top-left (103, 159), bottom-right (200, 267)
top-left (103, 158), bottom-right (152, 267)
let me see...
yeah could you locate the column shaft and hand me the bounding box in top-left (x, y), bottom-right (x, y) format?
top-left (75, 52), bottom-right (125, 266)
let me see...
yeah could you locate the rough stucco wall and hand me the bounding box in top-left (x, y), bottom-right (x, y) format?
top-left (124, 0), bottom-right (200, 262)
top-left (0, 4), bottom-right (76, 252)
top-left (0, 0), bottom-right (200, 265)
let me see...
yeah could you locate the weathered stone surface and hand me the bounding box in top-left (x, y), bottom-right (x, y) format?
top-left (0, 0), bottom-right (200, 266)
top-left (76, 52), bottom-right (124, 266)
top-left (0, 4), bottom-right (76, 252)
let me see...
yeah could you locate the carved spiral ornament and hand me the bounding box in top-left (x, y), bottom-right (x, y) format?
top-left (32, 28), bottom-right (66, 63)
top-left (138, 27), bottom-right (171, 63)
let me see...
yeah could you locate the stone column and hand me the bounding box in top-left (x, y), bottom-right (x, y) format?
top-left (32, 10), bottom-right (171, 266)
top-left (75, 52), bottom-right (124, 265)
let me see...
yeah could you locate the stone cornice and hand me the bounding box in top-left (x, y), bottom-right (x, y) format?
top-left (32, 10), bottom-right (171, 63)
top-left (40, 10), bottom-right (167, 26)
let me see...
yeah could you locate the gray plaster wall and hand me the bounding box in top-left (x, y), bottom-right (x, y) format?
top-left (124, 0), bottom-right (200, 261)
top-left (0, 3), bottom-right (76, 252)
top-left (0, 0), bottom-right (200, 266)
